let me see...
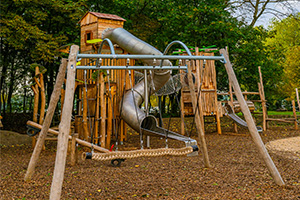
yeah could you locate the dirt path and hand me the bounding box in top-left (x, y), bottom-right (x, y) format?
top-left (266, 136), bottom-right (300, 160)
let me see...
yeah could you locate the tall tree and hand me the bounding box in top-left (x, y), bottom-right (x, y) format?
top-left (0, 0), bottom-right (87, 113)
top-left (265, 13), bottom-right (300, 100)
top-left (229, 0), bottom-right (299, 27)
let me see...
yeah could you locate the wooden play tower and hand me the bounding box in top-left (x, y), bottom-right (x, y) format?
top-left (179, 49), bottom-right (222, 134)
top-left (74, 12), bottom-right (134, 148)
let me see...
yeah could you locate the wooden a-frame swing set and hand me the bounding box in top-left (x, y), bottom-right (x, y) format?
top-left (23, 41), bottom-right (285, 199)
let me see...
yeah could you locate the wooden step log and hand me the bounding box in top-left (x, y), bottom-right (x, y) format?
top-left (232, 100), bottom-right (255, 113)
top-left (266, 118), bottom-right (297, 123)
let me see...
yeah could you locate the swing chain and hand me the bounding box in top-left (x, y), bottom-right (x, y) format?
top-left (91, 144), bottom-right (94, 153)
top-left (97, 58), bottom-right (102, 68)
top-left (178, 59), bottom-right (182, 67)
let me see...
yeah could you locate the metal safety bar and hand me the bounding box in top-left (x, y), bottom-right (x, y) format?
top-left (76, 65), bottom-right (188, 70)
top-left (77, 54), bottom-right (225, 61)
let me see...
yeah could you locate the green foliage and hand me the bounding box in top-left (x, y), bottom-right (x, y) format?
top-left (231, 26), bottom-right (283, 102)
top-left (265, 13), bottom-right (300, 100)
top-left (1, 0), bottom-right (298, 113)
top-left (0, 0), bottom-right (87, 113)
top-left (86, 0), bottom-right (243, 51)
top-left (1, 0), bottom-right (86, 63)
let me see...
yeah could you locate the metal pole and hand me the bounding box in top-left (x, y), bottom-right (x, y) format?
top-left (77, 54), bottom-right (225, 61)
top-left (144, 70), bottom-right (149, 115)
top-left (76, 65), bottom-right (187, 70)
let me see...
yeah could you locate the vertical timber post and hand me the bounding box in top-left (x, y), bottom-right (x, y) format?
top-left (24, 59), bottom-right (68, 181)
top-left (296, 88), bottom-right (300, 112)
top-left (220, 48), bottom-right (285, 186)
top-left (49, 45), bottom-right (79, 200)
top-left (32, 67), bottom-right (40, 148)
top-left (258, 67), bottom-right (268, 131)
top-left (187, 60), bottom-right (211, 168)
top-left (100, 75), bottom-right (106, 148)
top-left (292, 100), bottom-right (298, 130)
top-left (70, 133), bottom-right (78, 166)
top-left (229, 78), bottom-right (238, 133)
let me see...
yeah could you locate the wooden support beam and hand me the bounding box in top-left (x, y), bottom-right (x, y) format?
top-left (26, 121), bottom-right (109, 153)
top-left (34, 77), bottom-right (42, 88)
top-left (60, 88), bottom-right (65, 120)
top-left (187, 61), bottom-right (211, 168)
top-left (49, 45), bottom-right (79, 200)
top-left (24, 59), bottom-right (68, 182)
top-left (266, 118), bottom-right (296, 122)
top-left (180, 95), bottom-right (185, 135)
top-left (70, 133), bottom-right (78, 166)
top-left (220, 48), bottom-right (285, 186)
top-left (179, 70), bottom-right (186, 135)
top-left (94, 72), bottom-right (102, 144)
top-left (82, 85), bottom-right (89, 141)
top-left (106, 86), bottom-right (113, 149)
top-left (292, 100), bottom-right (298, 130)
top-left (39, 73), bottom-right (46, 125)
top-left (258, 67), bottom-right (268, 131)
top-left (32, 67), bottom-right (40, 148)
top-left (100, 75), bottom-right (106, 148)
top-left (218, 92), bottom-right (260, 96)
top-left (45, 138), bottom-right (58, 141)
top-left (229, 77), bottom-right (238, 133)
top-left (194, 48), bottom-right (205, 132)
top-left (119, 119), bottom-right (124, 143)
top-left (296, 88), bottom-right (300, 112)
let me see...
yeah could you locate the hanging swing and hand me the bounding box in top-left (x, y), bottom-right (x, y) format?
top-left (83, 60), bottom-right (198, 166)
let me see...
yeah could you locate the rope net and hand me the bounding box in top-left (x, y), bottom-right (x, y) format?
top-left (134, 71), bottom-right (197, 96)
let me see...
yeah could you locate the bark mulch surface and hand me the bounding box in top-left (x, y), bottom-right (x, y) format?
top-left (0, 117), bottom-right (300, 200)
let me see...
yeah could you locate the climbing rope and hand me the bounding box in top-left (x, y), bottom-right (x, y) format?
top-left (83, 145), bottom-right (197, 161)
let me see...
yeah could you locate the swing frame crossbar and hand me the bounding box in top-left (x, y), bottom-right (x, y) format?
top-left (76, 38), bottom-right (226, 70)
top-left (76, 54), bottom-right (226, 70)
top-left (77, 54), bottom-right (225, 60)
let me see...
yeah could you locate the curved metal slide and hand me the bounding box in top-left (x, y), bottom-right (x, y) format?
top-left (103, 28), bottom-right (196, 145)
top-left (224, 103), bottom-right (262, 132)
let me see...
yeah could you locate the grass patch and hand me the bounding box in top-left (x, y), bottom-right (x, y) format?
top-left (267, 111), bottom-right (296, 115)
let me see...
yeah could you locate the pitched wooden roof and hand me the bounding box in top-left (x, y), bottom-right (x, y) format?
top-left (79, 11), bottom-right (126, 23)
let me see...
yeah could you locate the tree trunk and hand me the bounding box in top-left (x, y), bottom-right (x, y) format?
top-left (0, 53), bottom-right (8, 114)
top-left (23, 78), bottom-right (27, 113)
top-left (7, 65), bottom-right (16, 113)
top-left (1, 87), bottom-right (7, 114)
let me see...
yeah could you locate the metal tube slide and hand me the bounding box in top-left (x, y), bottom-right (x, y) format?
top-left (103, 28), bottom-right (172, 132)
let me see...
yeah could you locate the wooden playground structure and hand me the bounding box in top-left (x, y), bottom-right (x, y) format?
top-left (22, 11), bottom-right (295, 200)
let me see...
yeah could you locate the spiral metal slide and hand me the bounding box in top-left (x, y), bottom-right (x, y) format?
top-left (103, 28), bottom-right (197, 147)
